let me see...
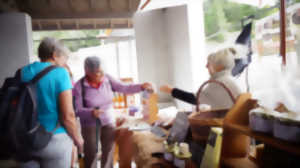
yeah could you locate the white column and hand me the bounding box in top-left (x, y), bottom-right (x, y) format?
top-left (0, 12), bottom-right (33, 85)
top-left (164, 5), bottom-right (194, 110)
top-left (134, 10), bottom-right (172, 102)
top-left (187, 0), bottom-right (208, 91)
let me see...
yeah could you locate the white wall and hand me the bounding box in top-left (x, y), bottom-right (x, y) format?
top-left (164, 6), bottom-right (194, 110)
top-left (134, 4), bottom-right (206, 110)
top-left (134, 10), bottom-right (172, 102)
top-left (187, 1), bottom-right (208, 90)
top-left (0, 13), bottom-right (33, 85)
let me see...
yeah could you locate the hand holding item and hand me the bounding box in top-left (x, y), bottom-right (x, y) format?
top-left (92, 108), bottom-right (103, 118)
top-left (160, 84), bottom-right (173, 94)
top-left (141, 82), bottom-right (153, 92)
top-left (75, 135), bottom-right (84, 154)
top-left (116, 117), bottom-right (126, 127)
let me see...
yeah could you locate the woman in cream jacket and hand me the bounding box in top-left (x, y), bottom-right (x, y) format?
top-left (160, 47), bottom-right (242, 110)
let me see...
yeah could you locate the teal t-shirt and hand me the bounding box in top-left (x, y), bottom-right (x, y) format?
top-left (21, 62), bottom-right (72, 134)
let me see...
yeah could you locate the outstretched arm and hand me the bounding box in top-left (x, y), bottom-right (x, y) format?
top-left (160, 85), bottom-right (197, 105)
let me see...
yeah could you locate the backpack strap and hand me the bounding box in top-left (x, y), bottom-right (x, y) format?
top-left (15, 69), bottom-right (22, 81)
top-left (80, 75), bottom-right (115, 108)
top-left (24, 65), bottom-right (58, 124)
top-left (30, 65), bottom-right (58, 84)
top-left (107, 76), bottom-right (115, 92)
top-left (29, 65), bottom-right (59, 132)
top-left (80, 77), bottom-right (87, 108)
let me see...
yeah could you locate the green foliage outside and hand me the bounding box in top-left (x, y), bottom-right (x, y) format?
top-left (204, 0), bottom-right (227, 42)
top-left (33, 30), bottom-right (102, 53)
top-left (204, 0), bottom-right (279, 42)
top-left (33, 0), bottom-right (300, 48)
top-left (293, 0), bottom-right (300, 3)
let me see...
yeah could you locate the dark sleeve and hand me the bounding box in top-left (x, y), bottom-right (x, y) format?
top-left (171, 88), bottom-right (197, 105)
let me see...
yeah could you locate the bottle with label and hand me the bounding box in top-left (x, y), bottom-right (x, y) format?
top-left (141, 89), bottom-right (155, 121)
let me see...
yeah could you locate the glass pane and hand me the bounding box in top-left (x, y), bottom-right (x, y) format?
top-left (287, 0), bottom-right (300, 66)
top-left (203, 0), bottom-right (281, 93)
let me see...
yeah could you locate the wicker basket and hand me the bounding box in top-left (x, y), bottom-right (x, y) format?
top-left (188, 80), bottom-right (236, 143)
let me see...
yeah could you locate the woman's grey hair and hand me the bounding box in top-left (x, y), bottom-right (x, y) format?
top-left (38, 37), bottom-right (70, 61)
top-left (207, 47), bottom-right (236, 70)
top-left (84, 56), bottom-right (102, 73)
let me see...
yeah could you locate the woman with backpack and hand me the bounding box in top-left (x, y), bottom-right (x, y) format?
top-left (73, 56), bottom-right (152, 168)
top-left (20, 37), bottom-right (84, 168)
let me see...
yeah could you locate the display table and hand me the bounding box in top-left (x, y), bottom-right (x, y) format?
top-left (115, 128), bottom-right (195, 168)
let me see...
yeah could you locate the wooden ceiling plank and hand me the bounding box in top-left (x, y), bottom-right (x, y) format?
top-left (47, 0), bottom-right (52, 6)
top-left (141, 0), bottom-right (151, 10)
top-left (108, 0), bottom-right (113, 11)
top-left (30, 12), bottom-right (132, 19)
top-left (28, 0), bottom-right (34, 8)
top-left (68, 0), bottom-right (75, 11)
top-left (34, 36), bottom-right (134, 42)
top-left (128, 0), bottom-right (132, 11)
top-left (32, 24), bottom-right (133, 31)
top-left (90, 0), bottom-right (95, 10)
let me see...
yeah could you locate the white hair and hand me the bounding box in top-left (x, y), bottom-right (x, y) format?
top-left (84, 56), bottom-right (102, 73)
top-left (207, 44), bottom-right (249, 71)
top-left (207, 47), bottom-right (235, 70)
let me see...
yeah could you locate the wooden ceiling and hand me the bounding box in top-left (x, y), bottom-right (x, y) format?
top-left (0, 0), bottom-right (141, 30)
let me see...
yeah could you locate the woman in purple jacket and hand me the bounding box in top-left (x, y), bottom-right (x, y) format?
top-left (73, 56), bottom-right (152, 168)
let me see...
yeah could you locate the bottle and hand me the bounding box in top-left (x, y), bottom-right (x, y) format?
top-left (141, 89), bottom-right (153, 120)
top-left (119, 95), bottom-right (125, 109)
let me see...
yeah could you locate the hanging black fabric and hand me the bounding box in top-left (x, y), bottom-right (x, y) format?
top-left (232, 22), bottom-right (253, 76)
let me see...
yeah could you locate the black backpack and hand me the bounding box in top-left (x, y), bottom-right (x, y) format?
top-left (0, 65), bottom-right (59, 161)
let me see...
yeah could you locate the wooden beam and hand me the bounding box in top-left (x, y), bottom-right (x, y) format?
top-left (33, 36), bottom-right (134, 42)
top-left (280, 0), bottom-right (286, 65)
top-left (68, 0), bottom-right (76, 11)
top-left (46, 0), bottom-right (52, 6)
top-left (32, 24), bottom-right (132, 31)
top-left (32, 18), bottom-right (134, 31)
top-left (28, 0), bottom-right (34, 8)
top-left (140, 0), bottom-right (151, 10)
top-left (20, 0), bottom-right (34, 11)
top-left (90, 0), bottom-right (96, 10)
top-left (128, 0), bottom-right (132, 11)
top-left (30, 12), bottom-right (133, 19)
top-left (107, 0), bottom-right (113, 11)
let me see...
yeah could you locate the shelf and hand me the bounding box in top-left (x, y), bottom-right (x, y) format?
top-left (226, 123), bottom-right (300, 156)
